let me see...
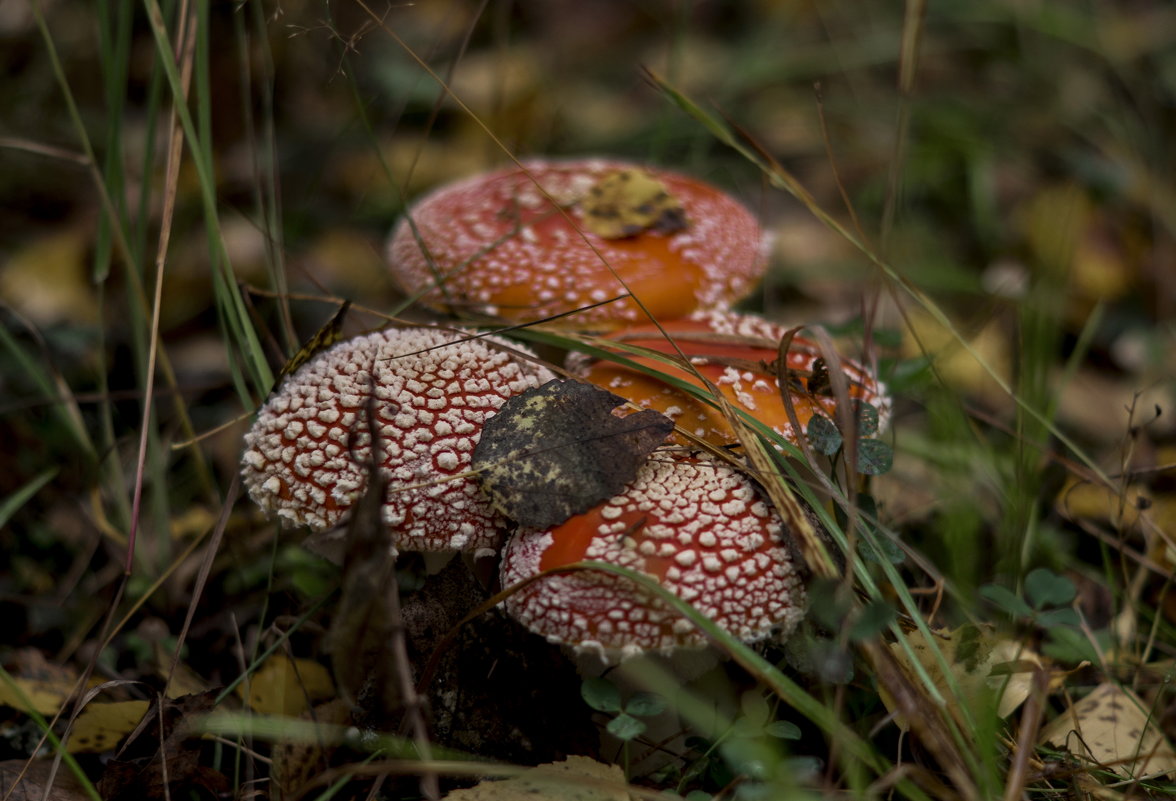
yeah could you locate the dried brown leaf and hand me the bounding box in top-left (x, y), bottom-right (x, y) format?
top-left (271, 698), bottom-right (351, 801)
top-left (0, 759), bottom-right (89, 801)
top-left (473, 380), bottom-right (672, 529)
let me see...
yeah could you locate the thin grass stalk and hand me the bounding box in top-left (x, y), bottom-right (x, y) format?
top-left (30, 3), bottom-right (135, 272)
top-left (1007, 198), bottom-right (1077, 575)
top-left (729, 411), bottom-right (989, 775)
top-left (39, 0), bottom-right (220, 533)
top-left (240, 1), bottom-right (296, 355)
top-left (93, 0), bottom-right (133, 284)
top-left (0, 314), bottom-right (96, 465)
top-left (162, 476), bottom-right (236, 698)
top-left (1, 497), bottom-right (222, 789)
top-left (127, 0), bottom-right (196, 574)
top-left (1002, 667), bottom-right (1049, 801)
top-left (121, 1), bottom-right (218, 511)
top-left (754, 437), bottom-right (986, 784)
top-left (880, 0), bottom-right (927, 250)
top-left (143, 0), bottom-right (274, 400)
top-left (0, 469), bottom-right (59, 528)
top-left (200, 1), bottom-right (275, 400)
top-left (357, 0), bottom-right (493, 315)
top-left (214, 594), bottom-right (335, 707)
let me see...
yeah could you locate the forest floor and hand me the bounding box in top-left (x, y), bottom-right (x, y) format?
top-left (1, 2), bottom-right (1175, 800)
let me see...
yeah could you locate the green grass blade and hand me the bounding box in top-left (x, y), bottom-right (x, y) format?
top-left (142, 0), bottom-right (274, 400)
top-left (0, 468), bottom-right (59, 529)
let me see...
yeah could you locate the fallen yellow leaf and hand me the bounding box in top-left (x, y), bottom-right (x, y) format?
top-left (881, 624), bottom-right (1042, 732)
top-left (440, 756), bottom-right (628, 801)
top-left (237, 655), bottom-right (334, 717)
top-left (152, 641), bottom-right (211, 700)
top-left (0, 675), bottom-right (76, 717)
top-left (1040, 682), bottom-right (1176, 779)
top-left (901, 307), bottom-right (1011, 407)
top-left (1056, 477), bottom-right (1147, 529)
top-left (0, 651), bottom-right (103, 717)
top-left (67, 700), bottom-right (149, 754)
top-left (0, 228), bottom-right (95, 326)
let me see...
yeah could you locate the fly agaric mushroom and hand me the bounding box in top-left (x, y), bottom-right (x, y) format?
top-left (241, 326), bottom-right (554, 554)
top-left (499, 453), bottom-right (806, 663)
top-left (572, 309), bottom-right (890, 448)
top-left (386, 158), bottom-right (768, 327)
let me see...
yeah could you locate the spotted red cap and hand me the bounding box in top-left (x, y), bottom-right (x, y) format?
top-left (572, 309), bottom-right (890, 447)
top-left (241, 326), bottom-right (554, 553)
top-left (386, 158), bottom-right (769, 327)
top-left (499, 454), bottom-right (806, 662)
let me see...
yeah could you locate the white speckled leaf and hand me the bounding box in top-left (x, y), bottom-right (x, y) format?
top-left (473, 380), bottom-right (673, 529)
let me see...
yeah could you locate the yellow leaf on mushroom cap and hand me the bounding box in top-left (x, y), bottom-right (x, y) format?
top-left (579, 168), bottom-right (688, 239)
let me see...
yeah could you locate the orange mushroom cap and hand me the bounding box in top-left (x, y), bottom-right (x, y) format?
top-left (386, 158), bottom-right (769, 327)
top-left (572, 310), bottom-right (890, 448)
top-left (500, 454), bottom-right (806, 663)
top-left (241, 326), bottom-right (554, 553)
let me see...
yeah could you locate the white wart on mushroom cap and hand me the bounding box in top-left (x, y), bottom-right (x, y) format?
top-left (500, 454), bottom-right (806, 663)
top-left (241, 327), bottom-right (554, 553)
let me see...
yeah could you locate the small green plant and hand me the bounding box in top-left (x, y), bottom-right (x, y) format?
top-left (581, 676), bottom-right (667, 741)
top-left (980, 567), bottom-right (1102, 662)
top-left (676, 691), bottom-right (813, 799)
top-left (581, 676), bottom-right (667, 777)
top-left (806, 401), bottom-right (893, 476)
top-left (980, 566), bottom-right (1078, 625)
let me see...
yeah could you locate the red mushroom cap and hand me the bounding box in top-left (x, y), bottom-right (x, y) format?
top-left (241, 326), bottom-right (554, 553)
top-left (500, 453), bottom-right (806, 662)
top-left (572, 309), bottom-right (890, 447)
top-left (386, 158), bottom-right (768, 327)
